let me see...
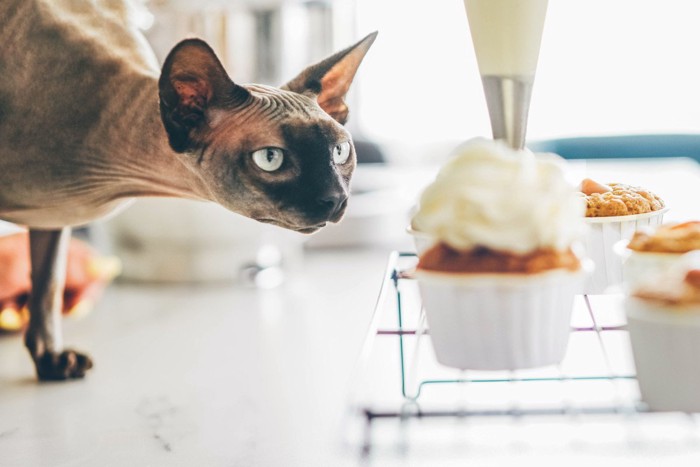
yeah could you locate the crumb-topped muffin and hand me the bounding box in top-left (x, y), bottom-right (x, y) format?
top-left (579, 178), bottom-right (667, 294)
top-left (627, 221), bottom-right (700, 253)
top-left (580, 179), bottom-right (665, 217)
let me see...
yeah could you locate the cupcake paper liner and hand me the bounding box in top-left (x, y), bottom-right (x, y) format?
top-left (416, 268), bottom-right (585, 371)
top-left (584, 208), bottom-right (668, 294)
top-left (625, 297), bottom-right (700, 412)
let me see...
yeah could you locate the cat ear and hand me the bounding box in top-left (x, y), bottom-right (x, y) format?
top-left (282, 32), bottom-right (377, 125)
top-left (159, 39), bottom-right (250, 153)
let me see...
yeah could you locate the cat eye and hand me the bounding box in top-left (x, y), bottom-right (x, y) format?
top-left (333, 142), bottom-right (351, 165)
top-left (252, 148), bottom-right (284, 172)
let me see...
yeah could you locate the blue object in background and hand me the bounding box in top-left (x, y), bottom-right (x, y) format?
top-left (528, 134), bottom-right (700, 162)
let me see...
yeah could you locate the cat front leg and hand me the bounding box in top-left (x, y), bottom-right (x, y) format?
top-left (24, 227), bottom-right (93, 380)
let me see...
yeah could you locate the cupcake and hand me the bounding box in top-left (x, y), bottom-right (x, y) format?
top-left (412, 138), bottom-right (587, 371)
top-left (625, 256), bottom-right (700, 412)
top-left (580, 178), bottom-right (667, 294)
top-left (617, 221), bottom-right (700, 292)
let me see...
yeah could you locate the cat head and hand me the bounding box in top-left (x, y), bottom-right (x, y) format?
top-left (158, 32), bottom-right (377, 233)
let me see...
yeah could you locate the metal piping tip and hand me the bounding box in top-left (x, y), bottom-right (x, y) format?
top-left (481, 75), bottom-right (534, 150)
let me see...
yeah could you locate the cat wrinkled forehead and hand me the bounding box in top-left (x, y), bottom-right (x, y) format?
top-left (246, 84), bottom-right (327, 119)
top-left (207, 83), bottom-right (339, 131)
top-left (208, 84), bottom-right (350, 149)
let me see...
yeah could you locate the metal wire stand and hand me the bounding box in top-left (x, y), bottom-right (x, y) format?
top-left (347, 252), bottom-right (654, 453)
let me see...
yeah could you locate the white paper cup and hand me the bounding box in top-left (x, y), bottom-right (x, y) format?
top-left (625, 297), bottom-right (700, 412)
top-left (584, 208), bottom-right (668, 294)
top-left (406, 226), bottom-right (434, 255)
top-left (416, 268), bottom-right (586, 371)
top-left (615, 239), bottom-right (686, 294)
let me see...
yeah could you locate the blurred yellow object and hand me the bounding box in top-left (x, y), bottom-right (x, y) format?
top-left (0, 254), bottom-right (120, 333)
top-left (0, 306), bottom-right (28, 332)
top-left (87, 256), bottom-right (122, 281)
top-left (66, 300), bottom-right (94, 319)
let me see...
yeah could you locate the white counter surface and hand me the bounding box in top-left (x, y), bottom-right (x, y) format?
top-left (1, 158), bottom-right (699, 466)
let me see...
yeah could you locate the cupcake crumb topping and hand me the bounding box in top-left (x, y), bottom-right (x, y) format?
top-left (628, 221), bottom-right (700, 253)
top-left (581, 180), bottom-right (664, 217)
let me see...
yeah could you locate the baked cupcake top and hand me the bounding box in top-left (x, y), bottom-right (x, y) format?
top-left (418, 244), bottom-right (581, 273)
top-left (628, 221), bottom-right (700, 253)
top-left (633, 269), bottom-right (700, 306)
top-left (412, 138), bottom-right (585, 256)
top-left (579, 178), bottom-right (664, 217)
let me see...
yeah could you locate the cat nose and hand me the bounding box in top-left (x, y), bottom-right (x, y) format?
top-left (317, 192), bottom-right (347, 218)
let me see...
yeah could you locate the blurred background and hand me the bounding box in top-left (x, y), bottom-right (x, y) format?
top-left (100, 0), bottom-right (700, 284)
top-left (142, 0), bottom-right (700, 154)
top-left (354, 0), bottom-right (700, 162)
top-left (98, 0), bottom-right (700, 286)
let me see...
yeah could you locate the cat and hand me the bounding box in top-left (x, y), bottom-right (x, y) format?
top-left (0, 0), bottom-right (376, 380)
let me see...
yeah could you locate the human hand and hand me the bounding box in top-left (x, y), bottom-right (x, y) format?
top-left (0, 232), bottom-right (120, 332)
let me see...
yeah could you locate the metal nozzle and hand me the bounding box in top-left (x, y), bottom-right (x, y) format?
top-left (481, 75), bottom-right (534, 150)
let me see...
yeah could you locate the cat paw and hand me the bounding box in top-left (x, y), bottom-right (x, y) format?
top-left (35, 349), bottom-right (93, 381)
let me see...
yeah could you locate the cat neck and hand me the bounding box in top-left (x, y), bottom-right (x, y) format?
top-left (87, 71), bottom-right (216, 202)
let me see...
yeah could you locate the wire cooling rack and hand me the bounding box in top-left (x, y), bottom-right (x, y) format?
top-left (344, 251), bottom-right (677, 455)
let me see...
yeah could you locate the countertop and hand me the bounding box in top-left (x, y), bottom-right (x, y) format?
top-left (1, 158), bottom-right (699, 467)
top-left (0, 246), bottom-right (394, 467)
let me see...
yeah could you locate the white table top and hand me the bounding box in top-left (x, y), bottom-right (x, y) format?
top-left (0, 158), bottom-right (698, 466)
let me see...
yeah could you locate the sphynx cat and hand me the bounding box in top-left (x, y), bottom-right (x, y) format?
top-left (0, 0), bottom-right (376, 380)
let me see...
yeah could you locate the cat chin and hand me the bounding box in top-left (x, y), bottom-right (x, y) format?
top-left (295, 224), bottom-right (326, 234)
top-left (256, 217), bottom-right (326, 233)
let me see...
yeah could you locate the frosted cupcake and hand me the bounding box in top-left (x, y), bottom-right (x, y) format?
top-left (580, 179), bottom-right (667, 294)
top-left (625, 256), bottom-right (700, 412)
top-left (412, 138), bottom-right (587, 371)
top-left (617, 221), bottom-right (700, 292)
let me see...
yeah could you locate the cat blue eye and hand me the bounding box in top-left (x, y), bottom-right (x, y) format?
top-left (252, 148), bottom-right (284, 172)
top-left (333, 142), bottom-right (351, 165)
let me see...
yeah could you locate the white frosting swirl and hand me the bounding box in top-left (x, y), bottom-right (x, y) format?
top-left (412, 138), bottom-right (585, 254)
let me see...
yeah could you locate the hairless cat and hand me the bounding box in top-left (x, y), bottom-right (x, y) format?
top-left (0, 0), bottom-right (376, 380)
